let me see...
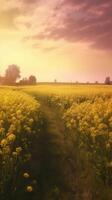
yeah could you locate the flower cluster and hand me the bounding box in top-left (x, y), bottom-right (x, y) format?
top-left (40, 88), bottom-right (112, 185)
top-left (0, 89), bottom-right (40, 193)
top-left (63, 97), bottom-right (112, 184)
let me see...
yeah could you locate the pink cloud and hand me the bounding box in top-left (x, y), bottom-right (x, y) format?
top-left (2, 0), bottom-right (112, 51)
top-left (0, 8), bottom-right (21, 29)
top-left (30, 0), bottom-right (112, 51)
top-left (22, 0), bottom-right (37, 3)
top-left (20, 0), bottom-right (42, 6)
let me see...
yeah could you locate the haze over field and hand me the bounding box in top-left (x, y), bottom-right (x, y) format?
top-left (0, 0), bottom-right (112, 82)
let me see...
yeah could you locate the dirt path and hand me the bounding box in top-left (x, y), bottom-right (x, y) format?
top-left (36, 97), bottom-right (67, 199)
top-left (10, 91), bottom-right (112, 200)
top-left (12, 96), bottom-right (73, 200)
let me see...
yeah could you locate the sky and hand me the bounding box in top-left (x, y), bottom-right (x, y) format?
top-left (0, 0), bottom-right (112, 82)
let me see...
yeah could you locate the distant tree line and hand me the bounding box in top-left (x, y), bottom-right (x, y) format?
top-left (0, 64), bottom-right (37, 85)
top-left (105, 76), bottom-right (112, 85)
top-left (0, 64), bottom-right (111, 85)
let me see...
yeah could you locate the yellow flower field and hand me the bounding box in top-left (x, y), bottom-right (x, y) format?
top-left (0, 84), bottom-right (112, 199)
top-left (0, 89), bottom-right (40, 196)
top-left (21, 84), bottom-right (112, 198)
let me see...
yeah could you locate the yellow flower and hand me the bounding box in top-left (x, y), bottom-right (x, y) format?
top-left (29, 118), bottom-right (34, 124)
top-left (16, 110), bottom-right (21, 115)
top-left (1, 139), bottom-right (8, 147)
top-left (0, 149), bottom-right (3, 155)
top-left (0, 128), bottom-right (4, 133)
top-left (7, 134), bottom-right (16, 143)
top-left (23, 173), bottom-right (30, 178)
top-left (106, 143), bottom-right (110, 149)
top-left (98, 123), bottom-right (107, 130)
top-left (3, 146), bottom-right (11, 154)
top-left (26, 127), bottom-right (31, 133)
top-left (107, 161), bottom-right (112, 168)
top-left (26, 186), bottom-right (33, 192)
top-left (16, 147), bottom-right (22, 154)
top-left (12, 152), bottom-right (18, 157)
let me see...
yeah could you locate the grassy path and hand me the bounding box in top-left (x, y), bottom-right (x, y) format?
top-left (36, 97), bottom-right (68, 199)
top-left (35, 97), bottom-right (93, 200)
top-left (12, 95), bottom-right (75, 200)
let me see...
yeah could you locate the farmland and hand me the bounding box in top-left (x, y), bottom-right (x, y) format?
top-left (0, 84), bottom-right (112, 199)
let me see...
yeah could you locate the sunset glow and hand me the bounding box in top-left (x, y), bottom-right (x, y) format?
top-left (0, 0), bottom-right (112, 82)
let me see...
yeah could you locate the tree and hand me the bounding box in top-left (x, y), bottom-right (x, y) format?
top-left (105, 76), bottom-right (111, 85)
top-left (54, 79), bottom-right (57, 83)
top-left (95, 81), bottom-right (99, 84)
top-left (0, 76), bottom-right (4, 85)
top-left (28, 75), bottom-right (37, 85)
top-left (5, 65), bottom-right (20, 85)
top-left (19, 78), bottom-right (29, 85)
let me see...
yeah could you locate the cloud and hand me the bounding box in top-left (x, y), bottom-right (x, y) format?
top-left (41, 46), bottom-right (59, 52)
top-left (31, 41), bottom-right (59, 52)
top-left (0, 8), bottom-right (21, 29)
top-left (20, 0), bottom-right (42, 7)
top-left (0, 0), bottom-right (41, 30)
top-left (29, 0), bottom-right (112, 51)
top-left (1, 0), bottom-right (112, 51)
top-left (21, 0), bottom-right (38, 4)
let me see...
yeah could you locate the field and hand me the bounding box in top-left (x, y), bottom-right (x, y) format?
top-left (0, 84), bottom-right (112, 200)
